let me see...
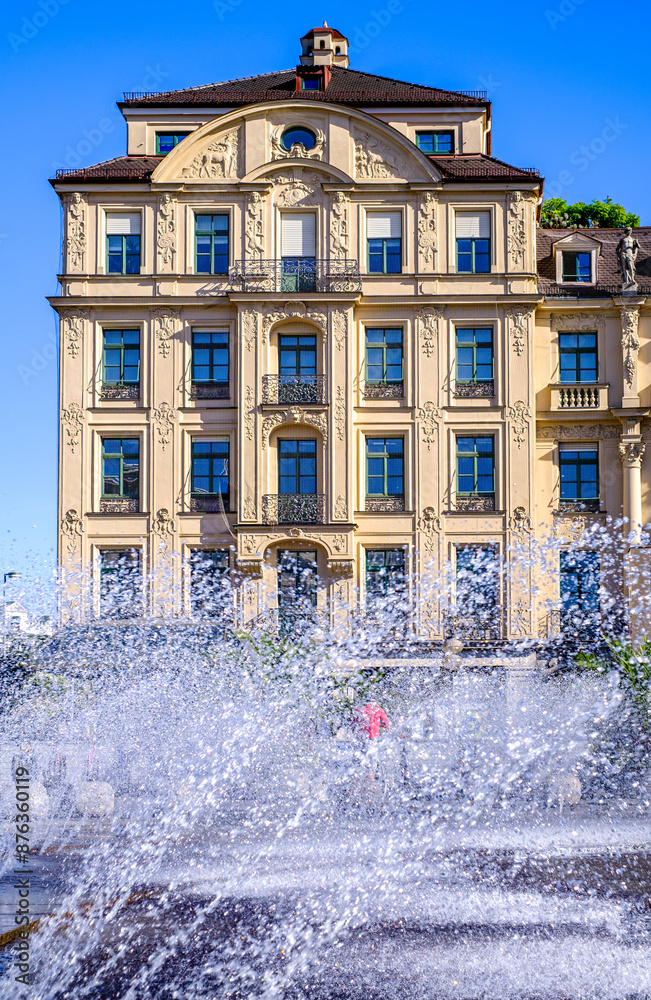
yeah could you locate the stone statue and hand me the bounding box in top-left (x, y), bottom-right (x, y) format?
top-left (617, 226), bottom-right (639, 289)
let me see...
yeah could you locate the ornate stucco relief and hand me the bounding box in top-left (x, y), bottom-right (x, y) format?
top-left (153, 402), bottom-right (175, 450)
top-left (418, 192), bottom-right (437, 269)
top-left (417, 308), bottom-right (444, 358)
top-left (507, 400), bottom-right (532, 449)
top-left (418, 402), bottom-right (442, 450)
top-left (61, 309), bottom-right (89, 359)
top-left (151, 308), bottom-right (180, 358)
top-left (261, 407), bottom-right (328, 448)
top-left (261, 302), bottom-right (327, 344)
top-left (157, 194), bottom-right (176, 271)
top-left (354, 130), bottom-right (401, 178)
top-left (507, 191), bottom-right (528, 270)
top-left (271, 124), bottom-right (325, 161)
top-left (330, 191), bottom-right (349, 260)
top-left (62, 402), bottom-right (84, 453)
top-left (245, 192), bottom-right (265, 260)
top-left (61, 508), bottom-right (84, 554)
top-left (506, 307), bottom-right (532, 357)
top-left (181, 127), bottom-right (240, 178)
top-left (66, 192), bottom-right (86, 272)
top-left (537, 424), bottom-right (620, 440)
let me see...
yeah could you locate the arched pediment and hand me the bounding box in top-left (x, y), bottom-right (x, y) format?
top-left (151, 100), bottom-right (442, 185)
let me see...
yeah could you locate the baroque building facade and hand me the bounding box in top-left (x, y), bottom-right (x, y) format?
top-left (51, 25), bottom-right (651, 643)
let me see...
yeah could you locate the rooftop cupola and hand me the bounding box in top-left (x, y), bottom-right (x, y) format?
top-left (299, 23), bottom-right (349, 68)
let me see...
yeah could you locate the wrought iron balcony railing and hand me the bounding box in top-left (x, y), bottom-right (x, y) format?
top-left (455, 494), bottom-right (496, 512)
top-left (454, 380), bottom-right (495, 398)
top-left (262, 493), bottom-right (326, 524)
top-left (444, 613), bottom-right (504, 642)
top-left (190, 381), bottom-right (230, 400)
top-left (262, 374), bottom-right (327, 405)
top-left (364, 381), bottom-right (404, 399)
top-left (100, 496), bottom-right (139, 513)
top-left (229, 258), bottom-right (362, 294)
top-left (365, 496), bottom-right (405, 513)
top-left (190, 493), bottom-right (230, 513)
top-left (100, 383), bottom-right (140, 401)
top-left (557, 498), bottom-right (600, 513)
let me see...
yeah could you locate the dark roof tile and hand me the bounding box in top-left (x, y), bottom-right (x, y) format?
top-left (537, 226), bottom-right (651, 296)
top-left (429, 154), bottom-right (539, 180)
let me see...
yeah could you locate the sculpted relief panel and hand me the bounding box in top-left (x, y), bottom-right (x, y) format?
top-left (181, 127), bottom-right (240, 179)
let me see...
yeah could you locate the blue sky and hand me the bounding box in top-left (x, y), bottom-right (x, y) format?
top-left (0, 0), bottom-right (649, 593)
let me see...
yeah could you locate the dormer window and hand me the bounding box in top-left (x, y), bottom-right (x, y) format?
top-left (562, 252), bottom-right (592, 283)
top-left (416, 131), bottom-right (454, 155)
top-left (156, 131), bottom-right (189, 155)
top-left (552, 231), bottom-right (601, 285)
top-left (301, 77), bottom-right (321, 90)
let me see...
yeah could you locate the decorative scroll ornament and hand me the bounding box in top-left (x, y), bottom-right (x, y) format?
top-left (509, 505), bottom-right (532, 534)
top-left (333, 309), bottom-right (347, 352)
top-left (418, 506), bottom-right (442, 552)
top-left (512, 599), bottom-right (531, 636)
top-left (152, 507), bottom-right (176, 542)
top-left (335, 386), bottom-right (346, 442)
top-left (245, 192), bottom-right (265, 260)
top-left (507, 400), bottom-right (531, 448)
top-left (354, 130), bottom-right (400, 178)
top-left (335, 494), bottom-right (348, 520)
top-left (261, 407), bottom-right (328, 448)
top-left (507, 191), bottom-right (527, 269)
top-left (620, 306), bottom-right (640, 388)
top-left (418, 192), bottom-right (437, 268)
top-left (61, 308), bottom-right (89, 358)
top-left (242, 487), bottom-right (256, 521)
top-left (331, 534), bottom-right (347, 554)
top-left (152, 308), bottom-right (179, 358)
top-left (153, 402), bottom-right (175, 450)
top-left (269, 169), bottom-right (319, 207)
top-left (61, 508), bottom-right (84, 554)
top-left (157, 194), bottom-right (176, 270)
top-left (66, 192), bottom-right (86, 272)
top-left (506, 307), bottom-right (531, 357)
top-left (619, 440), bottom-right (645, 468)
top-left (417, 307), bottom-right (444, 358)
top-left (330, 191), bottom-right (350, 260)
top-left (244, 385), bottom-right (255, 441)
top-left (271, 124), bottom-right (325, 161)
top-left (550, 312), bottom-right (605, 333)
top-left (261, 301), bottom-right (327, 344)
top-left (418, 401), bottom-right (442, 450)
top-left (537, 424), bottom-right (620, 440)
top-left (554, 514), bottom-right (589, 544)
top-left (62, 402), bottom-right (84, 453)
top-left (242, 310), bottom-right (257, 352)
top-left (181, 128), bottom-right (240, 178)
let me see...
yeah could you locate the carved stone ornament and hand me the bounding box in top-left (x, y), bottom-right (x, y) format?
top-left (151, 308), bottom-right (180, 358)
top-left (418, 307), bottom-right (444, 358)
top-left (620, 306), bottom-right (640, 389)
top-left (418, 192), bottom-right (437, 269)
top-left (240, 533), bottom-right (260, 555)
top-left (66, 192), bottom-right (86, 272)
top-left (61, 309), bottom-right (89, 359)
top-left (328, 559), bottom-right (354, 579)
top-left (181, 128), bottom-right (240, 178)
top-left (354, 130), bottom-right (400, 178)
top-left (271, 123), bottom-right (325, 161)
top-left (262, 407), bottom-right (328, 448)
top-left (537, 424), bottom-right (620, 440)
top-left (242, 487), bottom-right (256, 521)
top-left (62, 402), bottom-right (84, 453)
top-left (269, 168), bottom-right (320, 207)
top-left (61, 507), bottom-right (84, 554)
top-left (242, 310), bottom-right (257, 352)
top-left (418, 402), bottom-right (442, 450)
top-left (153, 507), bottom-right (176, 538)
top-left (508, 400), bottom-right (532, 448)
top-left (244, 385), bottom-right (255, 441)
top-left (333, 309), bottom-right (347, 352)
top-left (616, 227), bottom-right (639, 288)
top-left (334, 494), bottom-right (348, 520)
top-left (261, 302), bottom-right (327, 344)
top-left (331, 191), bottom-right (350, 260)
top-left (512, 599), bottom-right (531, 637)
top-left (335, 386), bottom-right (346, 442)
top-left (554, 514), bottom-right (589, 545)
top-left (245, 192), bottom-right (265, 261)
top-left (509, 505), bottom-right (532, 534)
top-left (157, 194), bottom-right (176, 270)
top-left (506, 307), bottom-right (531, 358)
top-left (550, 312), bottom-right (605, 333)
top-left (507, 191), bottom-right (528, 270)
top-left (153, 402), bottom-right (175, 450)
top-left (619, 440), bottom-right (645, 468)
top-left (418, 506), bottom-right (442, 553)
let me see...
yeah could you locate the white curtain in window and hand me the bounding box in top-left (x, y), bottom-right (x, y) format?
top-left (281, 214), bottom-right (316, 257)
top-left (455, 211), bottom-right (490, 239)
top-left (106, 213), bottom-right (141, 235)
top-left (366, 212), bottom-right (402, 239)
top-left (559, 443), bottom-right (598, 453)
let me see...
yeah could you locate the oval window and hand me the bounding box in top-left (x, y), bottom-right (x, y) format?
top-left (281, 127), bottom-right (316, 152)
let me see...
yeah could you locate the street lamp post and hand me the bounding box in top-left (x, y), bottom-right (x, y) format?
top-left (3, 571), bottom-right (22, 659)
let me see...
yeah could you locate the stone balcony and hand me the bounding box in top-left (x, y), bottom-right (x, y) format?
top-left (549, 383), bottom-right (610, 412)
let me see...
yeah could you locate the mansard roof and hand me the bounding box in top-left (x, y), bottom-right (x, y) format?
top-left (119, 66), bottom-right (488, 108)
top-left (537, 226), bottom-right (651, 296)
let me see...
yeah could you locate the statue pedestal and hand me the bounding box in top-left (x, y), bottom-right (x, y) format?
top-left (621, 281), bottom-right (639, 297)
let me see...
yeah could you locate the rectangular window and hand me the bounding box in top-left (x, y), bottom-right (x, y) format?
top-left (455, 327), bottom-right (493, 383)
top-left (191, 440), bottom-right (229, 508)
top-left (195, 214), bottom-right (229, 274)
top-left (101, 438), bottom-right (139, 499)
top-left (106, 213), bottom-right (141, 274)
top-left (456, 436), bottom-right (495, 496)
top-left (456, 211), bottom-right (490, 273)
top-left (191, 331), bottom-right (229, 387)
top-left (190, 550), bottom-right (230, 618)
top-left (562, 251), bottom-right (592, 283)
top-left (415, 131), bottom-right (454, 154)
top-left (367, 212), bottom-right (402, 274)
top-left (559, 444), bottom-right (598, 504)
top-left (560, 551), bottom-right (600, 618)
top-left (366, 437), bottom-right (404, 497)
top-left (278, 439), bottom-right (317, 495)
top-left (366, 549), bottom-right (406, 600)
top-left (279, 335), bottom-right (317, 376)
top-left (301, 77), bottom-right (321, 90)
top-left (559, 332), bottom-right (598, 383)
top-left (456, 546), bottom-right (499, 616)
top-left (100, 549), bottom-right (142, 619)
top-left (156, 131), bottom-right (189, 155)
top-left (102, 329), bottom-right (140, 385)
top-left (365, 328), bottom-right (403, 386)
top-left (281, 213), bottom-right (317, 292)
